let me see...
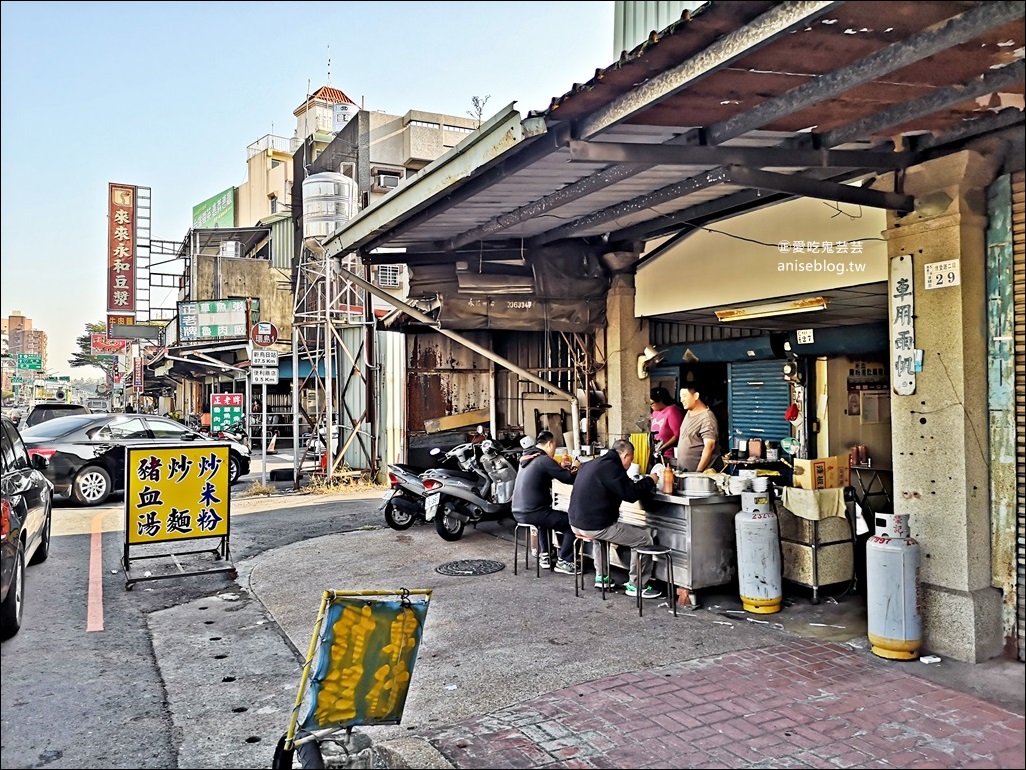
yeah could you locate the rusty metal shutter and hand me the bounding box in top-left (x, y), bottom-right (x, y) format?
top-left (1013, 169), bottom-right (1025, 663)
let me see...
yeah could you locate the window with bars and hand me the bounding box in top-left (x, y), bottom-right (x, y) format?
top-left (377, 264), bottom-right (401, 288)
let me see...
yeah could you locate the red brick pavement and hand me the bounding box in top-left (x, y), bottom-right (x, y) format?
top-left (419, 639), bottom-right (1026, 769)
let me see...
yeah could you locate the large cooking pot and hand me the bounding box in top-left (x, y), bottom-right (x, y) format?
top-left (676, 472), bottom-right (719, 494)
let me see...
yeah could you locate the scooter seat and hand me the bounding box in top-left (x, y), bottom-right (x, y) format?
top-left (393, 463), bottom-right (428, 474)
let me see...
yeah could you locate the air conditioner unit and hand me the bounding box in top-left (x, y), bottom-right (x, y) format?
top-left (376, 173), bottom-right (400, 189)
top-left (219, 240), bottom-right (242, 258)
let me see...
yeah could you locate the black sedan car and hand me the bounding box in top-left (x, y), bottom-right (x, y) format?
top-left (2, 415), bottom-right (53, 639)
top-left (20, 414), bottom-right (252, 506)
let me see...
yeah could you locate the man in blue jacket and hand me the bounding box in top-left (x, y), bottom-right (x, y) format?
top-left (511, 431), bottom-right (579, 574)
top-left (568, 439), bottom-right (662, 599)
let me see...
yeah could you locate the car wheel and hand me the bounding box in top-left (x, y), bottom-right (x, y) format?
top-left (73, 466), bottom-right (112, 506)
top-left (228, 455), bottom-right (242, 485)
top-left (29, 505), bottom-right (52, 565)
top-left (1, 544), bottom-right (25, 639)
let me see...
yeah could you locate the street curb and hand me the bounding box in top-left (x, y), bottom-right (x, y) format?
top-left (373, 738), bottom-right (455, 769)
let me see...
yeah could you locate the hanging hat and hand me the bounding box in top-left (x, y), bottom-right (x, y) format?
top-left (784, 403), bottom-right (800, 423)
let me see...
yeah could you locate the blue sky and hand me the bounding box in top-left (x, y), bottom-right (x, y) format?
top-left (0, 0), bottom-right (616, 376)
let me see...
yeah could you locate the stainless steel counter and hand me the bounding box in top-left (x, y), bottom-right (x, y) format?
top-left (551, 481), bottom-right (740, 592)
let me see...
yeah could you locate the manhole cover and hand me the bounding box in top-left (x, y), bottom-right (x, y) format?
top-left (435, 559), bottom-right (506, 576)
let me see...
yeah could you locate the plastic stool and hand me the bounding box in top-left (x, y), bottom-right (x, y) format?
top-left (513, 523), bottom-right (553, 577)
top-left (573, 534), bottom-right (611, 600)
top-left (633, 545), bottom-right (677, 617)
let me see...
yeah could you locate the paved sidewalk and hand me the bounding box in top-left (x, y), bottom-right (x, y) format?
top-left (418, 639), bottom-right (1025, 769)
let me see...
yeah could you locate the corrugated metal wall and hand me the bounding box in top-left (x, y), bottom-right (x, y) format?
top-left (335, 324), bottom-right (373, 470)
top-left (378, 330), bottom-right (406, 468)
top-left (266, 214), bottom-right (293, 270)
top-left (613, 1), bottom-right (707, 56)
top-left (405, 332), bottom-right (492, 436)
top-left (402, 329), bottom-right (595, 444)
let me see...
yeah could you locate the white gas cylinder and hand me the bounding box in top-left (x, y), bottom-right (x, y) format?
top-left (866, 512), bottom-right (921, 660)
top-left (735, 510), bottom-right (782, 614)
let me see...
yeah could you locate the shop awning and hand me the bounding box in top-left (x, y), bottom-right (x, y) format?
top-left (312, 0), bottom-right (1022, 332)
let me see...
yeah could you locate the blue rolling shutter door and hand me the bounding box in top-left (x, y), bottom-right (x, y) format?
top-left (728, 360), bottom-right (790, 450)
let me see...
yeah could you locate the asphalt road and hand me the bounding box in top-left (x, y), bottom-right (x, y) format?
top-left (0, 477), bottom-right (385, 770)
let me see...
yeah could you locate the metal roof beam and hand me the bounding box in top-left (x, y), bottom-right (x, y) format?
top-left (444, 128), bottom-right (704, 251)
top-left (614, 188), bottom-right (791, 243)
top-left (613, 167), bottom-right (870, 243)
top-left (361, 122), bottom-right (571, 257)
top-left (724, 167), bottom-right (914, 212)
top-left (915, 107), bottom-right (1025, 156)
top-left (527, 2), bottom-right (1022, 247)
top-left (576, 1), bottom-right (842, 139)
top-left (820, 59), bottom-right (1025, 148)
top-left (707, 1), bottom-right (1025, 144)
top-left (320, 105), bottom-right (543, 259)
top-left (567, 140), bottom-right (913, 169)
top-left (529, 167), bottom-right (730, 247)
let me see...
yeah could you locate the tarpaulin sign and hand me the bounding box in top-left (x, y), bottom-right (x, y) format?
top-left (274, 589), bottom-right (432, 767)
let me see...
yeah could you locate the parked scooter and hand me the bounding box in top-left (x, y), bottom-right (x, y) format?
top-left (423, 437), bottom-right (522, 541)
top-left (378, 463), bottom-right (458, 529)
top-left (215, 419), bottom-right (249, 448)
top-left (379, 443), bottom-right (484, 530)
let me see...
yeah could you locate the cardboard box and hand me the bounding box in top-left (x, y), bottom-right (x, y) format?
top-left (792, 455), bottom-right (850, 489)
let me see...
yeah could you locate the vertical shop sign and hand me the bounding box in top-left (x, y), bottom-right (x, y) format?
top-left (107, 183), bottom-right (137, 312)
top-left (889, 255), bottom-right (915, 396)
top-left (211, 393), bottom-right (244, 433)
top-left (133, 356), bottom-right (145, 392)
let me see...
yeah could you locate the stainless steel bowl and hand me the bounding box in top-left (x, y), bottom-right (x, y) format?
top-left (676, 472), bottom-right (719, 494)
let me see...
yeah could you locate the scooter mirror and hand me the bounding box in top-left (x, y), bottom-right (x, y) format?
top-left (430, 447), bottom-right (442, 456)
top-left (476, 425), bottom-right (485, 434)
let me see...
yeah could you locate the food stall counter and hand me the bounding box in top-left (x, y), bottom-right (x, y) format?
top-left (551, 481), bottom-right (740, 598)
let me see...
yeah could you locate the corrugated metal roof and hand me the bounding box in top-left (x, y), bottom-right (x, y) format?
top-left (320, 1), bottom-right (1023, 265)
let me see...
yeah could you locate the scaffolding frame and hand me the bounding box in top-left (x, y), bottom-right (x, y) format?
top-left (291, 245), bottom-right (378, 486)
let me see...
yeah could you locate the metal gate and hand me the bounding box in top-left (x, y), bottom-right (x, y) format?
top-left (727, 360), bottom-right (791, 453)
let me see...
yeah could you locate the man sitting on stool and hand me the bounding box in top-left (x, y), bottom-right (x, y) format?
top-left (568, 439), bottom-right (663, 599)
top-left (511, 431), bottom-right (579, 574)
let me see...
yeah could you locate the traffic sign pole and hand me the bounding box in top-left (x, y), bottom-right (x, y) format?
top-left (261, 382), bottom-right (267, 486)
top-left (249, 324), bottom-right (279, 488)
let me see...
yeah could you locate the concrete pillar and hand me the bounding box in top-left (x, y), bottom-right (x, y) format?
top-left (602, 274), bottom-right (650, 443)
top-left (882, 149), bottom-right (1004, 662)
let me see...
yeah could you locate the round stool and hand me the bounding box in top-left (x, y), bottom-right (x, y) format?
top-left (513, 522), bottom-right (552, 577)
top-left (573, 534), bottom-right (611, 599)
top-left (633, 545), bottom-right (677, 617)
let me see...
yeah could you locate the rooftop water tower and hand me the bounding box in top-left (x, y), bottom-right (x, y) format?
top-left (302, 171), bottom-right (358, 255)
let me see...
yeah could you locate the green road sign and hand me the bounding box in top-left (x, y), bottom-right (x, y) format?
top-left (17, 353), bottom-right (42, 369)
top-left (45, 376), bottom-right (71, 382)
top-left (11, 376), bottom-right (23, 384)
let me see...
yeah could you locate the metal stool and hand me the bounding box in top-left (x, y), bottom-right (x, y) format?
top-left (573, 534), bottom-right (612, 599)
top-left (633, 545), bottom-right (677, 617)
top-left (513, 522), bottom-right (553, 577)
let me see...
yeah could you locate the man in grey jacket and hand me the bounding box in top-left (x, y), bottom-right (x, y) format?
top-left (511, 431), bottom-right (579, 574)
